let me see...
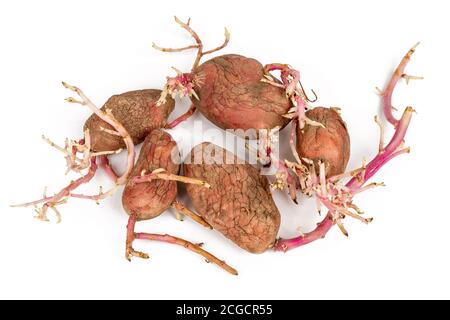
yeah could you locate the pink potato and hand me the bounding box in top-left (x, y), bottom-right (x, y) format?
top-left (122, 129), bottom-right (179, 220)
top-left (84, 89), bottom-right (174, 152)
top-left (121, 130), bottom-right (238, 275)
top-left (191, 54), bottom-right (291, 132)
top-left (297, 107), bottom-right (350, 177)
top-left (183, 142), bottom-right (281, 253)
top-left (154, 17), bottom-right (292, 136)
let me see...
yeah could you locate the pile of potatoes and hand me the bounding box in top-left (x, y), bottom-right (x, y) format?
top-left (14, 17), bottom-right (418, 275)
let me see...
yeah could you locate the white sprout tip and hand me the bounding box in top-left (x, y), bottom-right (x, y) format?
top-left (411, 42), bottom-right (420, 50)
top-left (191, 90), bottom-right (200, 101)
top-left (171, 66), bottom-right (183, 75)
top-left (62, 81), bottom-right (76, 90)
top-left (375, 87), bottom-right (384, 95)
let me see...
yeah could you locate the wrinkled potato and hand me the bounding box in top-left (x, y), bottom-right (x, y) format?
top-left (122, 129), bottom-right (179, 220)
top-left (183, 142), bottom-right (280, 253)
top-left (192, 54), bottom-right (291, 135)
top-left (84, 90), bottom-right (174, 152)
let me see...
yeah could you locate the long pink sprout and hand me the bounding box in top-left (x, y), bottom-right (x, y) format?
top-left (125, 216), bottom-right (237, 275)
top-left (382, 42), bottom-right (420, 127)
top-left (98, 155), bottom-right (119, 182)
top-left (10, 157), bottom-right (98, 222)
top-left (273, 44), bottom-right (419, 252)
top-left (12, 83), bottom-right (136, 221)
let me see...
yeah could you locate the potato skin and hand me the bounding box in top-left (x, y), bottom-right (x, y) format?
top-left (122, 129), bottom-right (180, 221)
top-left (193, 54), bottom-right (291, 135)
top-left (183, 143), bottom-right (280, 253)
top-left (296, 107), bottom-right (350, 177)
top-left (84, 89), bottom-right (174, 152)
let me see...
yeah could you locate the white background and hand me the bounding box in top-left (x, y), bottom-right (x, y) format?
top-left (0, 0), bottom-right (449, 299)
